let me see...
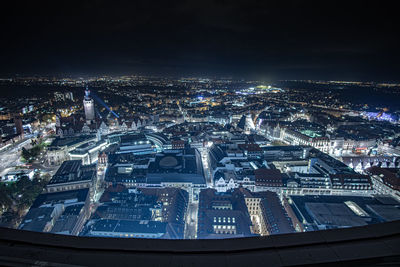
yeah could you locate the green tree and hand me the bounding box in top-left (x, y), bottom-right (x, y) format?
top-left (21, 147), bottom-right (31, 161)
top-left (16, 176), bottom-right (31, 193)
top-left (21, 144), bottom-right (44, 163)
top-left (0, 186), bottom-right (13, 213)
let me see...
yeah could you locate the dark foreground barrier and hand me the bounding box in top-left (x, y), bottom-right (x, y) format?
top-left (0, 220), bottom-right (399, 266)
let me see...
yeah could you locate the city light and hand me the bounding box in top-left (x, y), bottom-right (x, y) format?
top-left (0, 77), bottom-right (398, 244)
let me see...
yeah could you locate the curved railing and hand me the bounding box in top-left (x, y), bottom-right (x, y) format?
top-left (0, 220), bottom-right (399, 266)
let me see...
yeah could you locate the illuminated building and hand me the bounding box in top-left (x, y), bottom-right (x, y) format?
top-left (83, 87), bottom-right (95, 123)
top-left (366, 166), bottom-right (400, 201)
top-left (14, 116), bottom-right (24, 138)
top-left (237, 113), bottom-right (255, 133)
top-left (197, 188), bottom-right (253, 238)
top-left (82, 186), bottom-right (188, 239)
top-left (18, 189), bottom-right (90, 235)
top-left (45, 160), bottom-right (95, 193)
top-left (68, 139), bottom-right (108, 165)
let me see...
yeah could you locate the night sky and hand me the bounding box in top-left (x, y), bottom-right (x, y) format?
top-left (1, 0), bottom-right (399, 81)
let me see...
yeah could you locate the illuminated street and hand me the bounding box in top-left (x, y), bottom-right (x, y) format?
top-left (184, 202), bottom-right (198, 239)
top-left (0, 138), bottom-right (31, 177)
top-left (0, 0), bottom-right (400, 254)
top-left (200, 147), bottom-right (212, 187)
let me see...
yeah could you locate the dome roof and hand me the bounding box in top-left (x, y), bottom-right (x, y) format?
top-left (159, 156), bottom-right (179, 168)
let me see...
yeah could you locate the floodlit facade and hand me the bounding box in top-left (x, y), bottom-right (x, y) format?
top-left (83, 88), bottom-right (95, 122)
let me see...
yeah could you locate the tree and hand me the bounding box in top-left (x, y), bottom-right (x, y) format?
top-left (0, 186), bottom-right (13, 213)
top-left (16, 176), bottom-right (31, 193)
top-left (21, 147), bottom-right (31, 161)
top-left (21, 144), bottom-right (43, 163)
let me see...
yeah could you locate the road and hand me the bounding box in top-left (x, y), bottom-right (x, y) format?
top-left (0, 134), bottom-right (59, 178)
top-left (0, 138), bottom-right (32, 177)
top-left (93, 168), bottom-right (106, 203)
top-left (184, 202), bottom-right (199, 239)
top-left (200, 147), bottom-right (213, 187)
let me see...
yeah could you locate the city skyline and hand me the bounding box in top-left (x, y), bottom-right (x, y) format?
top-left (1, 77), bottom-right (399, 237)
top-left (0, 64), bottom-right (400, 267)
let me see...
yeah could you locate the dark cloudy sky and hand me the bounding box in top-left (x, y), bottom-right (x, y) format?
top-left (1, 0), bottom-right (399, 81)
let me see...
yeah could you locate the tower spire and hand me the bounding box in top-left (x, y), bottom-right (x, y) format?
top-left (83, 85), bottom-right (95, 124)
